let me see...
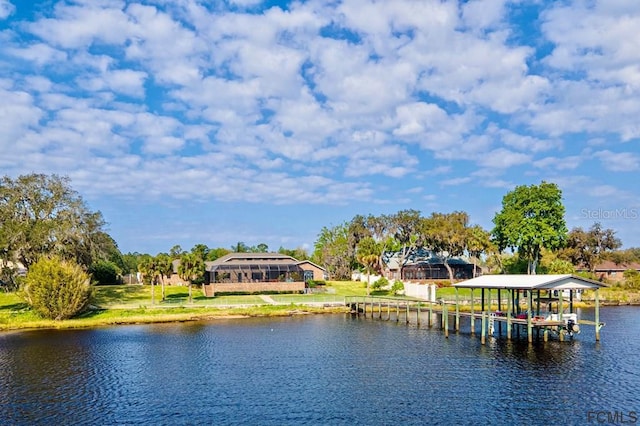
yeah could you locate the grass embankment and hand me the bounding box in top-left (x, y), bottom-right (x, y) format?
top-left (4, 280), bottom-right (636, 331)
top-left (0, 282), bottom-right (363, 331)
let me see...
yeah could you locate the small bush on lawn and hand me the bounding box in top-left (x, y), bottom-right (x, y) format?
top-left (371, 277), bottom-right (389, 291)
top-left (21, 257), bottom-right (92, 320)
top-left (391, 280), bottom-right (404, 295)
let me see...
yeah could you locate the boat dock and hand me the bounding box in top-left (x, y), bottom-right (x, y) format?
top-left (345, 274), bottom-right (606, 343)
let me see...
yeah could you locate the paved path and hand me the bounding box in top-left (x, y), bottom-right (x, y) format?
top-left (259, 295), bottom-right (277, 304)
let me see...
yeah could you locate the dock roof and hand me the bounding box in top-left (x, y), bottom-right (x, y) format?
top-left (453, 274), bottom-right (606, 290)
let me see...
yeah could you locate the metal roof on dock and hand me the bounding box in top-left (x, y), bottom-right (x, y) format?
top-left (453, 274), bottom-right (606, 290)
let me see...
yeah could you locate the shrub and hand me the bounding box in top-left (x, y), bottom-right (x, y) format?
top-left (21, 257), bottom-right (92, 320)
top-left (371, 277), bottom-right (388, 291)
top-left (623, 269), bottom-right (640, 290)
top-left (391, 280), bottom-right (404, 295)
top-left (89, 260), bottom-right (121, 285)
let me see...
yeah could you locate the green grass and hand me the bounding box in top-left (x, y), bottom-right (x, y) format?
top-left (0, 284), bottom-right (352, 331)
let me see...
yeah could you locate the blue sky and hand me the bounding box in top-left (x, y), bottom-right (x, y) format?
top-left (1, 0), bottom-right (639, 255)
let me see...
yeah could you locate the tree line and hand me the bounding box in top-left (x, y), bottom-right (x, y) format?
top-left (312, 181), bottom-right (639, 285)
top-left (2, 174), bottom-right (639, 295)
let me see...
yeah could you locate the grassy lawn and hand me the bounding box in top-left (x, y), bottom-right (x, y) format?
top-left (0, 283), bottom-right (354, 331)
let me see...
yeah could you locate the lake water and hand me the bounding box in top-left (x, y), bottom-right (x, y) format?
top-left (1, 307), bottom-right (639, 425)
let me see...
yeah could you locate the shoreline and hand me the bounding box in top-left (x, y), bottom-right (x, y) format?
top-left (0, 304), bottom-right (351, 332)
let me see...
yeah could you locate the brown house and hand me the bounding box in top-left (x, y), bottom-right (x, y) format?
top-left (202, 253), bottom-right (325, 297)
top-left (579, 261), bottom-right (640, 283)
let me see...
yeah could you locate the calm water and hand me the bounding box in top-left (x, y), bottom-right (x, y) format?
top-left (1, 308), bottom-right (639, 425)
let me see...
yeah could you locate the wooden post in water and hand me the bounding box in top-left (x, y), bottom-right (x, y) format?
top-left (527, 290), bottom-right (533, 344)
top-left (470, 288), bottom-right (475, 335)
top-left (428, 301), bottom-right (433, 327)
top-left (507, 288), bottom-right (512, 340)
top-left (406, 302), bottom-right (410, 324)
top-left (378, 300), bottom-right (382, 319)
top-left (455, 288), bottom-right (460, 332)
top-left (481, 311), bottom-right (486, 345)
top-left (595, 289), bottom-right (601, 341)
top-left (396, 302), bottom-right (400, 322)
top-left (443, 303), bottom-right (449, 338)
top-left (558, 290), bottom-right (565, 342)
top-left (417, 302), bottom-right (421, 325)
top-left (497, 289), bottom-right (502, 335)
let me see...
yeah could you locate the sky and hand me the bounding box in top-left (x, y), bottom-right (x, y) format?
top-left (1, 0), bottom-right (639, 255)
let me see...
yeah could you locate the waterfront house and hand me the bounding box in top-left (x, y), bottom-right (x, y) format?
top-left (576, 260), bottom-right (640, 283)
top-left (202, 253), bottom-right (325, 296)
top-left (382, 248), bottom-right (480, 281)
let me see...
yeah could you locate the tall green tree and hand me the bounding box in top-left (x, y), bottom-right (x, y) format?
top-left (357, 237), bottom-right (383, 295)
top-left (190, 244), bottom-right (210, 262)
top-left (492, 181), bottom-right (567, 274)
top-left (389, 209), bottom-right (425, 277)
top-left (207, 247), bottom-right (231, 261)
top-left (0, 174), bottom-right (118, 274)
top-left (563, 223), bottom-right (622, 271)
top-left (138, 255), bottom-right (161, 305)
top-left (178, 252), bottom-right (204, 304)
top-left (156, 253), bottom-right (174, 302)
top-left (312, 223), bottom-right (353, 280)
top-left (231, 242), bottom-right (249, 253)
top-left (466, 225), bottom-right (493, 277)
top-left (423, 211), bottom-right (469, 283)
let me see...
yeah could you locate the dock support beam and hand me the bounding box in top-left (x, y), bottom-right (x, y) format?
top-left (527, 290), bottom-right (533, 344)
top-left (595, 289), bottom-right (601, 341)
top-left (507, 289), bottom-right (512, 340)
top-left (455, 288), bottom-right (460, 331)
top-left (470, 289), bottom-right (475, 334)
top-left (559, 290), bottom-right (564, 342)
top-left (481, 311), bottom-right (486, 345)
top-left (443, 302), bottom-right (449, 338)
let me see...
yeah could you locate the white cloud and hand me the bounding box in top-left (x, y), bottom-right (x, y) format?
top-left (0, 0), bottom-right (14, 20)
top-left (3, 0), bottom-right (640, 252)
top-left (477, 148), bottom-right (532, 169)
top-left (594, 150), bottom-right (640, 172)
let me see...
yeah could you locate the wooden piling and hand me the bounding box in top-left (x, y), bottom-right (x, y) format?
top-left (595, 289), bottom-right (601, 341)
top-left (455, 288), bottom-right (460, 332)
top-left (443, 303), bottom-right (449, 338)
top-left (481, 311), bottom-right (486, 345)
top-left (470, 289), bottom-right (475, 335)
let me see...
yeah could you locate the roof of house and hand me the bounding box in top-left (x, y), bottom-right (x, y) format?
top-left (383, 248), bottom-right (473, 270)
top-left (296, 259), bottom-right (326, 271)
top-left (205, 253), bottom-right (302, 271)
top-left (453, 274), bottom-right (606, 290)
top-left (588, 260), bottom-right (640, 272)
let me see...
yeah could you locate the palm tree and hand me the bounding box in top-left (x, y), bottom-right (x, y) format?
top-left (358, 254), bottom-right (379, 296)
top-left (178, 252), bottom-right (204, 304)
top-left (138, 256), bottom-right (161, 305)
top-left (156, 253), bottom-right (173, 302)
